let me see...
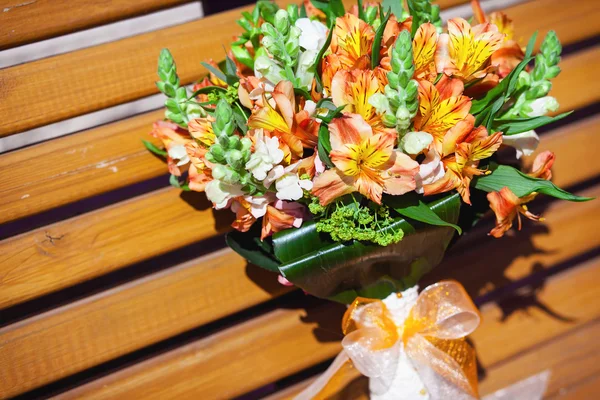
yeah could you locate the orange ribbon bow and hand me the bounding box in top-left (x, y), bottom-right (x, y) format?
top-left (296, 281), bottom-right (481, 400)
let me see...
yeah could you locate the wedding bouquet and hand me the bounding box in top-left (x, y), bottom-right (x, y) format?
top-left (145, 0), bottom-right (589, 397)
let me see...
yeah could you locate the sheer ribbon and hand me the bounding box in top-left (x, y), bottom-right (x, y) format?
top-left (295, 281), bottom-right (481, 399)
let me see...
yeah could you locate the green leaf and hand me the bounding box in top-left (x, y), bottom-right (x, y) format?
top-left (311, 0), bottom-right (345, 26)
top-left (317, 125), bottom-right (335, 168)
top-left (226, 224), bottom-right (282, 273)
top-left (494, 112), bottom-right (572, 135)
top-left (474, 164), bottom-right (593, 202)
top-left (294, 87), bottom-right (312, 100)
top-left (169, 174), bottom-right (190, 191)
top-left (387, 193), bottom-right (462, 234)
top-left (276, 193), bottom-right (461, 302)
top-left (187, 85), bottom-right (227, 100)
top-left (232, 103), bottom-right (249, 134)
top-left (201, 61), bottom-right (228, 84)
top-left (231, 45), bottom-right (254, 69)
top-left (382, 0), bottom-right (404, 18)
top-left (224, 55), bottom-right (241, 85)
top-left (310, 22), bottom-right (334, 93)
top-left (371, 9), bottom-right (391, 69)
top-left (142, 140), bottom-right (167, 157)
top-left (357, 0), bottom-right (366, 21)
top-left (525, 31), bottom-right (538, 58)
top-left (471, 56), bottom-right (532, 115)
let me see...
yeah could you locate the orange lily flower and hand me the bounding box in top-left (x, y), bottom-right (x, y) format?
top-left (312, 114), bottom-right (419, 205)
top-left (423, 117), bottom-right (503, 204)
top-left (248, 81), bottom-right (320, 161)
top-left (435, 17), bottom-right (505, 82)
top-left (231, 197), bottom-right (257, 233)
top-left (487, 150), bottom-right (555, 237)
top-left (413, 77), bottom-right (472, 152)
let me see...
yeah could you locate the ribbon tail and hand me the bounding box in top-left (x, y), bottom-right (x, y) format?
top-left (294, 352), bottom-right (350, 400)
top-left (481, 370), bottom-right (551, 400)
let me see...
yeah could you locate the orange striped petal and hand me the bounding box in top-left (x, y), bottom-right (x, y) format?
top-left (529, 150), bottom-right (555, 180)
top-left (355, 168), bottom-right (385, 204)
top-left (331, 69), bottom-right (382, 123)
top-left (322, 53), bottom-right (343, 95)
top-left (488, 12), bottom-right (514, 40)
top-left (272, 80), bottom-right (296, 128)
top-left (487, 187), bottom-right (520, 238)
top-left (413, 23), bottom-right (438, 80)
top-left (382, 151), bottom-right (419, 195)
top-left (248, 100), bottom-right (290, 134)
top-left (331, 144), bottom-right (362, 176)
top-left (468, 131), bottom-right (503, 162)
top-left (312, 169), bottom-right (357, 206)
top-left (328, 114), bottom-right (374, 151)
top-left (188, 116), bottom-right (216, 147)
top-left (331, 13), bottom-right (375, 68)
top-left (261, 205), bottom-right (296, 240)
top-left (362, 133), bottom-right (395, 169)
top-left (423, 168), bottom-right (462, 197)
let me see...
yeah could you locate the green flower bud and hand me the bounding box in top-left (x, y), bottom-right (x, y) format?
top-left (209, 144), bottom-right (226, 163)
top-left (274, 9), bottom-right (290, 34)
top-left (228, 135), bottom-right (241, 150)
top-left (382, 113), bottom-right (398, 128)
top-left (240, 137), bottom-right (252, 152)
top-left (211, 164), bottom-right (228, 180)
top-left (226, 149), bottom-right (244, 170)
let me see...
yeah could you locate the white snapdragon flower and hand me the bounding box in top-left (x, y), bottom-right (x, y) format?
top-left (167, 144), bottom-right (189, 166)
top-left (254, 55), bottom-right (284, 85)
top-left (295, 18), bottom-right (328, 51)
top-left (205, 180), bottom-right (245, 209)
top-left (524, 96), bottom-right (559, 117)
top-left (400, 131), bottom-right (433, 155)
top-left (294, 18), bottom-right (328, 90)
top-left (264, 163), bottom-right (313, 201)
top-left (415, 151), bottom-right (445, 194)
top-left (245, 131), bottom-right (285, 181)
top-left (502, 130), bottom-right (540, 159)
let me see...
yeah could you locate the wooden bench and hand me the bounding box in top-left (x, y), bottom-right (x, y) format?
top-left (0, 0), bottom-right (599, 398)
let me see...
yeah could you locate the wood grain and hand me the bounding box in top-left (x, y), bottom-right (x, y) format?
top-left (1, 46), bottom-right (597, 226)
top-left (0, 249), bottom-right (290, 399)
top-left (0, 0), bottom-right (192, 50)
top-left (2, 184), bottom-right (598, 399)
top-left (0, 187), bottom-right (230, 310)
top-left (0, 0), bottom-right (596, 137)
top-left (55, 241), bottom-right (600, 399)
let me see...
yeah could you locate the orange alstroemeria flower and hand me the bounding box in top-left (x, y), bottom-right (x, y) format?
top-left (312, 114), bottom-right (419, 205)
top-left (261, 205), bottom-right (297, 240)
top-left (435, 17), bottom-right (505, 82)
top-left (185, 141), bottom-right (213, 192)
top-left (413, 77), bottom-right (472, 152)
top-left (150, 121), bottom-right (192, 176)
top-left (486, 150), bottom-right (555, 237)
top-left (322, 13), bottom-right (375, 93)
top-left (423, 116), bottom-right (503, 204)
top-left (331, 69), bottom-right (392, 134)
top-left (188, 115), bottom-right (216, 148)
top-left (248, 81), bottom-right (320, 161)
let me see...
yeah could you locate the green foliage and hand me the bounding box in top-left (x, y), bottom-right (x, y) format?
top-left (493, 111), bottom-right (571, 135)
top-left (156, 49), bottom-right (203, 127)
top-left (407, 0), bottom-right (441, 36)
top-left (316, 200), bottom-right (405, 246)
top-left (502, 31), bottom-right (563, 119)
top-left (387, 193), bottom-right (462, 233)
top-left (382, 0), bottom-right (404, 19)
top-left (261, 9), bottom-right (301, 81)
top-left (226, 223), bottom-right (282, 272)
top-left (169, 174), bottom-right (191, 191)
top-left (310, 25), bottom-right (334, 93)
top-left (474, 164), bottom-right (592, 202)
top-left (142, 140), bottom-right (167, 157)
top-left (234, 0), bottom-right (280, 49)
top-left (370, 8), bottom-right (391, 69)
top-left (310, 0), bottom-right (345, 26)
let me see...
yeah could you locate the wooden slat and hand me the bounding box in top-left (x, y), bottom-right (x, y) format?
top-left (56, 243), bottom-right (600, 399)
top-left (0, 249), bottom-right (290, 399)
top-left (0, 187), bottom-right (229, 310)
top-left (0, 0), bottom-right (596, 137)
top-left (2, 183), bottom-right (598, 398)
top-left (479, 319), bottom-right (600, 397)
top-left (1, 111), bottom-right (599, 311)
top-left (0, 0), bottom-right (191, 50)
top-left (547, 373), bottom-right (600, 400)
top-left (0, 46), bottom-right (597, 226)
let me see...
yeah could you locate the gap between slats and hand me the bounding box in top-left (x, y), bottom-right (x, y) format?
top-left (1, 182), bottom-right (598, 399)
top-left (53, 240), bottom-right (600, 399)
top-left (3, 0), bottom-right (592, 139)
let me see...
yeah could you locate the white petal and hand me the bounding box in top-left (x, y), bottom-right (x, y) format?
top-left (502, 130), bottom-right (540, 159)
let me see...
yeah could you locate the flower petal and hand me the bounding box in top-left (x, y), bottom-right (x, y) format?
top-left (328, 113), bottom-right (374, 151)
top-left (529, 150), bottom-right (555, 180)
top-left (382, 151), bottom-right (419, 196)
top-left (312, 169), bottom-right (356, 206)
top-left (502, 130), bottom-right (539, 159)
top-left (487, 187), bottom-right (520, 238)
